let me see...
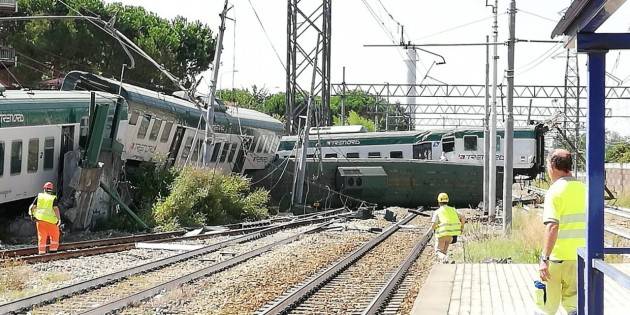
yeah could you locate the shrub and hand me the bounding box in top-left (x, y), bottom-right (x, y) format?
top-left (152, 167), bottom-right (270, 229)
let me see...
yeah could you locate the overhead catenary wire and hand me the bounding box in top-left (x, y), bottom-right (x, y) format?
top-left (247, 0), bottom-right (286, 71)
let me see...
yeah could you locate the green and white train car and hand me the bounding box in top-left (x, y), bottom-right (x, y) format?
top-left (276, 124), bottom-right (546, 179)
top-left (62, 71), bottom-right (284, 174)
top-left (0, 90), bottom-right (125, 203)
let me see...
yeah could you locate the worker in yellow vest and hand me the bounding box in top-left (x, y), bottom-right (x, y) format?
top-left (431, 192), bottom-right (465, 263)
top-left (536, 149), bottom-right (585, 315)
top-left (28, 182), bottom-right (62, 254)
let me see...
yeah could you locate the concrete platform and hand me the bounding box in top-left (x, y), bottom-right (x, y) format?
top-left (411, 263), bottom-right (630, 315)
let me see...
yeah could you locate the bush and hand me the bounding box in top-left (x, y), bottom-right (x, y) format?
top-left (152, 167), bottom-right (270, 229)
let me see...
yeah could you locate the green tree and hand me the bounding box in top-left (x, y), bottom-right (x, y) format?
top-left (2, 0), bottom-right (214, 92)
top-left (606, 142), bottom-right (630, 163)
top-left (333, 110), bottom-right (375, 131)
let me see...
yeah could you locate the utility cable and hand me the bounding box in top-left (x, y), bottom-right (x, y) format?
top-left (247, 0), bottom-right (286, 71)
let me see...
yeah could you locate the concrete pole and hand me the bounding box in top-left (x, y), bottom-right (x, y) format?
top-left (488, 0), bottom-right (499, 218)
top-left (502, 0), bottom-right (516, 233)
top-left (203, 0), bottom-right (229, 166)
top-left (406, 48), bottom-right (417, 131)
top-left (483, 35), bottom-right (490, 214)
top-left (341, 66), bottom-right (346, 125)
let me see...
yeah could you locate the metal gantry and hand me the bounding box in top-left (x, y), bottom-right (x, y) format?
top-left (331, 83), bottom-right (630, 99)
top-left (330, 82), bottom-right (626, 129)
top-left (286, 0), bottom-right (332, 134)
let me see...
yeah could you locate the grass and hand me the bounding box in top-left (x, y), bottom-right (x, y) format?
top-left (42, 271), bottom-right (70, 284)
top-left (607, 191), bottom-right (630, 208)
top-left (453, 210), bottom-right (544, 263)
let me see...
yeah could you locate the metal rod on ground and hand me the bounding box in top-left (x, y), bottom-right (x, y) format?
top-left (203, 0), bottom-right (230, 166)
top-left (483, 35), bottom-right (490, 216)
top-left (503, 0), bottom-right (516, 233)
top-left (99, 182), bottom-right (149, 230)
top-left (488, 0), bottom-right (499, 219)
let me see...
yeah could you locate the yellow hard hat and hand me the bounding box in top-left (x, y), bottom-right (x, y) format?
top-left (437, 192), bottom-right (449, 203)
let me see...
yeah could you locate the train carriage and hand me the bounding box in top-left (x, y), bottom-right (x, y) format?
top-left (61, 71), bottom-right (284, 174)
top-left (0, 90), bottom-right (125, 203)
top-left (275, 124), bottom-right (545, 179)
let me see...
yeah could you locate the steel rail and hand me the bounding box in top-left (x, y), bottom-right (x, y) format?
top-left (605, 226), bottom-right (630, 240)
top-left (0, 213), bottom-right (346, 314)
top-left (361, 227), bottom-right (434, 315)
top-left (78, 222), bottom-right (331, 315)
top-left (259, 213), bottom-right (417, 315)
top-left (1, 208), bottom-right (348, 264)
top-left (0, 231), bottom-right (183, 258)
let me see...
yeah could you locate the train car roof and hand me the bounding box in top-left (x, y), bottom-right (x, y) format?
top-left (62, 71), bottom-right (284, 132)
top-left (0, 89), bottom-right (121, 105)
top-left (280, 130), bottom-right (429, 142)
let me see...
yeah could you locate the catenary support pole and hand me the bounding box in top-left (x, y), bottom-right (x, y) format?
top-left (503, 0), bottom-right (516, 233)
top-left (406, 48), bottom-right (417, 130)
top-left (341, 66), bottom-right (346, 125)
top-left (488, 0), bottom-right (499, 218)
top-left (203, 0), bottom-right (229, 166)
top-left (483, 35), bottom-right (490, 215)
top-left (585, 51), bottom-right (606, 315)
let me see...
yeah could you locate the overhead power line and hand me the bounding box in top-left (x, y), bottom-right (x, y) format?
top-left (247, 0), bottom-right (286, 71)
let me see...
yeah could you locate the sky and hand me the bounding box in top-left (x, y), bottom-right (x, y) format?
top-left (102, 0), bottom-right (630, 135)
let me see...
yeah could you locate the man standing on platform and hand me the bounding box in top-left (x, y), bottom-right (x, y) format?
top-left (432, 192), bottom-right (464, 263)
top-left (29, 182), bottom-right (62, 255)
top-left (536, 149), bottom-right (586, 315)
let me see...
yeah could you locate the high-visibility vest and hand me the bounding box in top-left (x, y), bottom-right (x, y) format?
top-left (435, 205), bottom-right (461, 238)
top-left (546, 179), bottom-right (586, 261)
top-left (33, 193), bottom-right (59, 224)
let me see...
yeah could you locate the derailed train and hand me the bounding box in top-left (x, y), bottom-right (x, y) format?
top-left (0, 71), bottom-right (284, 209)
top-left (254, 124), bottom-right (546, 210)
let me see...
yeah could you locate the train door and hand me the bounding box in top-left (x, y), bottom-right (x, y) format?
top-left (166, 126), bottom-right (185, 168)
top-left (57, 126), bottom-right (75, 198)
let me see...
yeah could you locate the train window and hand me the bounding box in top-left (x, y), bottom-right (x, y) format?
top-left (227, 143), bottom-right (237, 163)
top-left (464, 136), bottom-right (478, 151)
top-left (10, 140), bottom-right (22, 175)
top-left (324, 153), bottom-right (337, 158)
top-left (210, 143), bottom-right (222, 162)
top-left (0, 141), bottom-right (4, 177)
top-left (390, 151), bottom-right (403, 158)
top-left (368, 152), bottom-right (381, 158)
top-left (307, 154), bottom-right (315, 158)
top-left (27, 138), bottom-right (39, 173)
top-left (496, 136), bottom-right (501, 152)
top-left (44, 138), bottom-right (54, 170)
top-left (219, 143), bottom-right (230, 163)
top-left (181, 136), bottom-right (193, 160)
top-left (348, 177), bottom-right (354, 186)
top-left (136, 114), bottom-right (151, 139)
top-left (257, 136), bottom-right (266, 153)
top-left (191, 139), bottom-right (201, 162)
top-left (356, 178), bottom-right (363, 186)
top-left (442, 137), bottom-right (455, 153)
top-left (128, 111), bottom-right (139, 125)
top-left (80, 117), bottom-right (89, 138)
top-left (160, 122), bottom-right (173, 143)
top-left (149, 118), bottom-right (163, 141)
top-left (347, 152), bottom-right (360, 158)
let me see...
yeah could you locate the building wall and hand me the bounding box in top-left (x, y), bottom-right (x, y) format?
top-left (605, 163), bottom-right (630, 195)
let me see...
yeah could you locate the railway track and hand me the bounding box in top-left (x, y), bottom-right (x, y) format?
top-left (0, 212), bottom-right (347, 314)
top-left (0, 208), bottom-right (347, 264)
top-left (256, 213), bottom-right (433, 314)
